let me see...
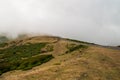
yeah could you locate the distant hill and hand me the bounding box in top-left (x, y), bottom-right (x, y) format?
top-left (0, 36), bottom-right (120, 80)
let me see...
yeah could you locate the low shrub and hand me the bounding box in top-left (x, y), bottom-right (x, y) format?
top-left (0, 54), bottom-right (54, 75)
top-left (66, 44), bottom-right (88, 53)
top-left (0, 43), bottom-right (54, 75)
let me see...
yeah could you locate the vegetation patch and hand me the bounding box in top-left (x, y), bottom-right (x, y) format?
top-left (0, 42), bottom-right (8, 48)
top-left (0, 54), bottom-right (54, 75)
top-left (0, 43), bottom-right (54, 75)
top-left (0, 43), bottom-right (47, 57)
top-left (66, 44), bottom-right (88, 53)
top-left (41, 45), bottom-right (54, 53)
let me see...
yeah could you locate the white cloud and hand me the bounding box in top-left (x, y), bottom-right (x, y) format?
top-left (0, 0), bottom-right (120, 45)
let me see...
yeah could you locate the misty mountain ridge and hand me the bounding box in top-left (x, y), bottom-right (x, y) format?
top-left (0, 35), bottom-right (119, 80)
top-left (0, 0), bottom-right (120, 80)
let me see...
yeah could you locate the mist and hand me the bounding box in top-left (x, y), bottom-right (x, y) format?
top-left (0, 0), bottom-right (120, 46)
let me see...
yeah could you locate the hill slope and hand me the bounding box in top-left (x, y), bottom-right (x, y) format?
top-left (0, 36), bottom-right (120, 80)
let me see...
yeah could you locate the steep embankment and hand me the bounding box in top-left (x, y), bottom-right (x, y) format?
top-left (0, 36), bottom-right (120, 80)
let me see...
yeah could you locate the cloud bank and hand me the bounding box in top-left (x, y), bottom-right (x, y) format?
top-left (0, 0), bottom-right (120, 45)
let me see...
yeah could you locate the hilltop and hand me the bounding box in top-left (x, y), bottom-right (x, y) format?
top-left (0, 36), bottom-right (120, 80)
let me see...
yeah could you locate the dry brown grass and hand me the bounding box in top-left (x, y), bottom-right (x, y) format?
top-left (0, 36), bottom-right (120, 80)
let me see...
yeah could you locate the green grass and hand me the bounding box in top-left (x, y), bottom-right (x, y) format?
top-left (0, 54), bottom-right (54, 75)
top-left (0, 43), bottom-right (8, 48)
top-left (0, 43), bottom-right (54, 75)
top-left (0, 43), bottom-right (46, 58)
top-left (66, 44), bottom-right (88, 53)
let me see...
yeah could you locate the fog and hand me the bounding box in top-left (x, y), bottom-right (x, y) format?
top-left (0, 0), bottom-right (120, 46)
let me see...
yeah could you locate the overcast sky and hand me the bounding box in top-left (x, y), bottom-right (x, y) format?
top-left (0, 0), bottom-right (120, 46)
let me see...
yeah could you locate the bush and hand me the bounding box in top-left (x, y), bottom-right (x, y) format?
top-left (0, 54), bottom-right (54, 75)
top-left (66, 44), bottom-right (88, 53)
top-left (0, 43), bottom-right (54, 75)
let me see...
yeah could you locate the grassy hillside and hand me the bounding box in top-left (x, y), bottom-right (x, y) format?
top-left (0, 36), bottom-right (120, 80)
top-left (0, 42), bottom-right (54, 75)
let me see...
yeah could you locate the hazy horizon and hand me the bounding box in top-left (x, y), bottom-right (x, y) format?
top-left (0, 0), bottom-right (120, 46)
